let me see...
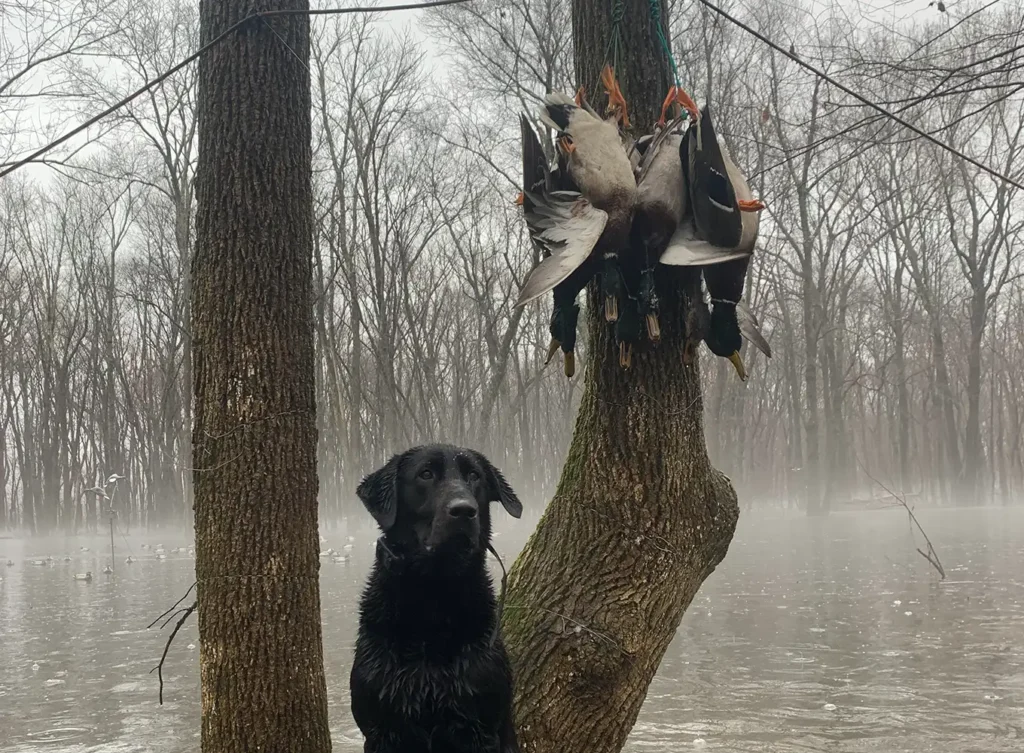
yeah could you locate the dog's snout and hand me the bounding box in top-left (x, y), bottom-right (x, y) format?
top-left (447, 499), bottom-right (478, 519)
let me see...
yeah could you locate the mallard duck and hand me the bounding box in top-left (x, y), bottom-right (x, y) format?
top-left (683, 287), bottom-right (772, 380)
top-left (125, 556), bottom-right (135, 564)
top-left (515, 81), bottom-right (636, 356)
top-left (660, 102), bottom-right (766, 379)
top-left (102, 565), bottom-right (113, 574)
top-left (517, 114), bottom-right (589, 377)
top-left (679, 102), bottom-right (764, 247)
top-left (630, 98), bottom-right (694, 341)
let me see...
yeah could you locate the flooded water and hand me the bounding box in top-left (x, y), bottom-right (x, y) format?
top-left (1, 505), bottom-right (1022, 752)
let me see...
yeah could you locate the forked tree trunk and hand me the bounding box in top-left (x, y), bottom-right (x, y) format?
top-left (192, 1), bottom-right (331, 751)
top-left (502, 2), bottom-right (739, 751)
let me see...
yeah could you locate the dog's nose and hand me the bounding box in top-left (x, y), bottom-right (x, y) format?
top-left (447, 499), bottom-right (478, 519)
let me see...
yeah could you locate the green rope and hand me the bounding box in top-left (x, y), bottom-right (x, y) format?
top-left (603, 0), bottom-right (625, 76)
top-left (648, 0), bottom-right (681, 87)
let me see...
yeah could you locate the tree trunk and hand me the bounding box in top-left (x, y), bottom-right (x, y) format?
top-left (192, 1), bottom-right (331, 751)
top-left (963, 283), bottom-right (986, 500)
top-left (503, 3), bottom-right (738, 751)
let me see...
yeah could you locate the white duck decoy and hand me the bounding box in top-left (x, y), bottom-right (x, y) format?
top-left (73, 572), bottom-right (93, 582)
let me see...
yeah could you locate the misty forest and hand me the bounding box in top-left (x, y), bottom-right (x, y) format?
top-left (4, 0), bottom-right (1024, 532)
top-left (2, 0), bottom-right (1022, 751)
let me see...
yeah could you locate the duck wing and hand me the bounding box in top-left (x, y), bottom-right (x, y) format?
top-left (659, 218), bottom-right (753, 266)
top-left (520, 114), bottom-right (550, 221)
top-left (516, 190), bottom-right (608, 308)
top-left (686, 105), bottom-right (742, 248)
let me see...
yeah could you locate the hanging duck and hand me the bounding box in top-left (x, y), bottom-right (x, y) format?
top-left (517, 114), bottom-right (589, 378)
top-left (628, 85), bottom-right (698, 343)
top-left (515, 70), bottom-right (637, 371)
top-left (660, 100), bottom-right (770, 379)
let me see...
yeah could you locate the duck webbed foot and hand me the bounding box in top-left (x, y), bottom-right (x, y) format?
top-left (739, 199), bottom-right (766, 212)
top-left (557, 135), bottom-right (575, 155)
top-left (657, 86), bottom-right (678, 128)
top-left (574, 86), bottom-right (586, 107)
top-left (675, 87), bottom-right (700, 122)
top-left (600, 64), bottom-right (630, 128)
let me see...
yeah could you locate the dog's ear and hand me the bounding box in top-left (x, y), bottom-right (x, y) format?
top-left (356, 453), bottom-right (404, 531)
top-left (472, 451), bottom-right (523, 519)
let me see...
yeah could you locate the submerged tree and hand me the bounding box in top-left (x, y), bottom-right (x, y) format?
top-left (191, 0), bottom-right (331, 750)
top-left (501, 0), bottom-right (739, 750)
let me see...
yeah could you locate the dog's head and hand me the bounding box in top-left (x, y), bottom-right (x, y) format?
top-left (356, 445), bottom-right (523, 561)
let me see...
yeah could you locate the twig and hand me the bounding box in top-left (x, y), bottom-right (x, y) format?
top-left (857, 461), bottom-right (946, 579)
top-left (149, 600), bottom-right (197, 706)
top-left (147, 581), bottom-right (196, 629)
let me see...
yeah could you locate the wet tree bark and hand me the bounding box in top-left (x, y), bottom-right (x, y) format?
top-left (502, 2), bottom-right (739, 751)
top-left (192, 1), bottom-right (331, 751)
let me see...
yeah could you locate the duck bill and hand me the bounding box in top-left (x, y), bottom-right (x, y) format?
top-left (563, 351), bottom-right (576, 378)
top-left (619, 342), bottom-right (632, 369)
top-left (605, 296), bottom-right (619, 323)
top-left (545, 338), bottom-right (562, 365)
top-left (645, 313), bottom-right (661, 342)
top-left (728, 351), bottom-right (747, 381)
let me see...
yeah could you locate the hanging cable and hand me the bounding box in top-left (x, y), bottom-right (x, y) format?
top-left (0, 0), bottom-right (474, 180)
top-left (695, 0), bottom-right (1024, 192)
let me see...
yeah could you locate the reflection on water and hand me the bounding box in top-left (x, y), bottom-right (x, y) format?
top-left (1, 506), bottom-right (1022, 752)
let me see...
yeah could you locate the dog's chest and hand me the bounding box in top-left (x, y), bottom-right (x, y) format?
top-left (373, 641), bottom-right (499, 714)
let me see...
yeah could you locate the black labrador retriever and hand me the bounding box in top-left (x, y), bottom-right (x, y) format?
top-left (350, 444), bottom-right (523, 753)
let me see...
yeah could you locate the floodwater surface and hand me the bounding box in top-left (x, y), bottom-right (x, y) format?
top-left (1, 505), bottom-right (1022, 752)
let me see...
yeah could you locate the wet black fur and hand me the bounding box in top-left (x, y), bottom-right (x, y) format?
top-left (350, 444), bottom-right (523, 753)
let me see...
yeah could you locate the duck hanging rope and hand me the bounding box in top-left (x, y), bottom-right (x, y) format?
top-left (602, 0), bottom-right (626, 81)
top-left (648, 0), bottom-right (681, 89)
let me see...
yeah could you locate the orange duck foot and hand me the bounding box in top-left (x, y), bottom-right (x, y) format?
top-left (675, 87), bottom-right (700, 122)
top-left (600, 64), bottom-right (630, 128)
top-left (657, 86), bottom-right (678, 128)
top-left (739, 199), bottom-right (766, 212)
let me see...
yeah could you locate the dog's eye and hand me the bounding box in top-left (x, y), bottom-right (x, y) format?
top-left (466, 470), bottom-right (480, 482)
top-left (418, 468), bottom-right (434, 480)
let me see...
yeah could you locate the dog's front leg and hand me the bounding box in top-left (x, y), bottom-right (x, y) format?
top-left (363, 728), bottom-right (428, 753)
top-left (499, 706), bottom-right (520, 753)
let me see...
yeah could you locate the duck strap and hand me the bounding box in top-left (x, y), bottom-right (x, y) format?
top-left (648, 0), bottom-right (681, 88)
top-left (603, 0), bottom-right (625, 78)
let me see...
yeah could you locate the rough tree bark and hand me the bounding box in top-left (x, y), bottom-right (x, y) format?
top-left (502, 1), bottom-right (739, 751)
top-left (192, 1), bottom-right (331, 751)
